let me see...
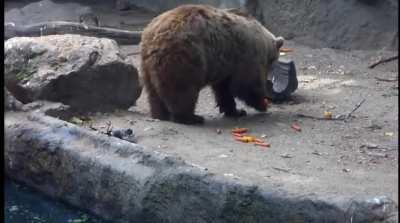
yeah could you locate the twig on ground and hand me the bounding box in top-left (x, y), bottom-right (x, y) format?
top-left (368, 55), bottom-right (398, 69)
top-left (272, 167), bottom-right (291, 173)
top-left (296, 99), bottom-right (366, 122)
top-left (375, 77), bottom-right (398, 82)
top-left (296, 113), bottom-right (341, 121)
top-left (105, 121), bottom-right (113, 136)
top-left (344, 98), bottom-right (366, 121)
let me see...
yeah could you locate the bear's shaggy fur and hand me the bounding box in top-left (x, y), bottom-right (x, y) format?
top-left (140, 4), bottom-right (283, 124)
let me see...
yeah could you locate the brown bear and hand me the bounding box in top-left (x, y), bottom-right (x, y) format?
top-left (140, 4), bottom-right (284, 124)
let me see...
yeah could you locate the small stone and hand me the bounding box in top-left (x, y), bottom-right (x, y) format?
top-left (112, 130), bottom-right (123, 139)
top-left (70, 116), bottom-right (84, 125)
top-left (312, 151), bottom-right (322, 156)
top-left (323, 111), bottom-right (333, 119)
top-left (218, 154), bottom-right (229, 158)
top-left (384, 132), bottom-right (394, 137)
top-left (9, 205), bottom-right (18, 212)
top-left (342, 168), bottom-right (351, 173)
top-left (280, 153), bottom-right (293, 158)
top-left (144, 127), bottom-right (153, 131)
top-left (308, 65), bottom-right (317, 70)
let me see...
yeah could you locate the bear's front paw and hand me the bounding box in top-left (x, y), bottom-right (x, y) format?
top-left (254, 98), bottom-right (269, 112)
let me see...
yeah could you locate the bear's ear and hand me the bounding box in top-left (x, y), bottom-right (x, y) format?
top-left (276, 36), bottom-right (284, 50)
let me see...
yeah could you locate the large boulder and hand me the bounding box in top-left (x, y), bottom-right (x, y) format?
top-left (4, 34), bottom-right (142, 112)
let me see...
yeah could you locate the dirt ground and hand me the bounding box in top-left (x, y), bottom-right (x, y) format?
top-left (5, 0), bottom-right (398, 205)
top-left (90, 43), bottom-right (398, 203)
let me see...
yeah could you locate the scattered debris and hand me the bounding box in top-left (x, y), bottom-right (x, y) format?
top-left (296, 113), bottom-right (336, 121)
top-left (312, 151), bottom-right (322, 156)
top-left (280, 47), bottom-right (294, 53)
top-left (223, 173), bottom-right (240, 179)
top-left (144, 127), bottom-right (153, 131)
top-left (157, 145), bottom-right (168, 149)
top-left (234, 136), bottom-right (264, 144)
top-left (190, 163), bottom-right (207, 171)
top-left (291, 122), bottom-right (302, 132)
top-left (384, 132), bottom-right (394, 137)
top-left (365, 124), bottom-right (382, 131)
top-left (296, 98), bottom-right (366, 122)
top-left (145, 118), bottom-right (159, 122)
top-left (232, 133), bottom-right (245, 137)
top-left (375, 77), bottom-right (398, 82)
top-left (9, 205), bottom-right (19, 212)
top-left (231, 128), bottom-right (271, 148)
top-left (218, 154), bottom-right (229, 158)
top-left (253, 142), bottom-right (271, 148)
top-left (280, 153), bottom-right (293, 158)
top-left (111, 128), bottom-right (137, 143)
top-left (342, 168), bottom-right (351, 173)
top-left (344, 99), bottom-right (366, 121)
top-left (368, 55), bottom-right (398, 69)
top-left (366, 152), bottom-right (388, 158)
top-left (88, 123), bottom-right (97, 131)
top-left (231, 127), bottom-right (249, 134)
top-left (70, 116), bottom-right (84, 125)
top-left (308, 65), bottom-right (317, 70)
top-left (272, 167), bottom-right (291, 173)
top-left (216, 129), bottom-right (222, 134)
top-left (360, 143), bottom-right (388, 150)
top-left (105, 121), bottom-right (113, 135)
top-left (323, 111), bottom-right (333, 119)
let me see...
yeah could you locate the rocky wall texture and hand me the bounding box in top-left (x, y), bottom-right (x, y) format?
top-left (120, 0), bottom-right (397, 50)
top-left (245, 0), bottom-right (398, 50)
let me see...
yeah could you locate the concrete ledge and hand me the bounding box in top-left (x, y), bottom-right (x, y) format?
top-left (5, 111), bottom-right (397, 222)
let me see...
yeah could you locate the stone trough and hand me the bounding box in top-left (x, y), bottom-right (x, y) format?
top-left (4, 106), bottom-right (397, 222)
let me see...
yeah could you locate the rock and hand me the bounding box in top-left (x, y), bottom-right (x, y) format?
top-left (111, 128), bottom-right (137, 143)
top-left (5, 0), bottom-right (94, 26)
top-left (79, 12), bottom-right (100, 27)
top-left (4, 88), bottom-right (23, 111)
top-left (4, 34), bottom-right (142, 112)
top-left (115, 0), bottom-right (131, 11)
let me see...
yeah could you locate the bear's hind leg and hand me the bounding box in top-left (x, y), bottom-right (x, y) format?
top-left (144, 78), bottom-right (170, 121)
top-left (165, 88), bottom-right (204, 125)
top-left (212, 80), bottom-right (247, 117)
